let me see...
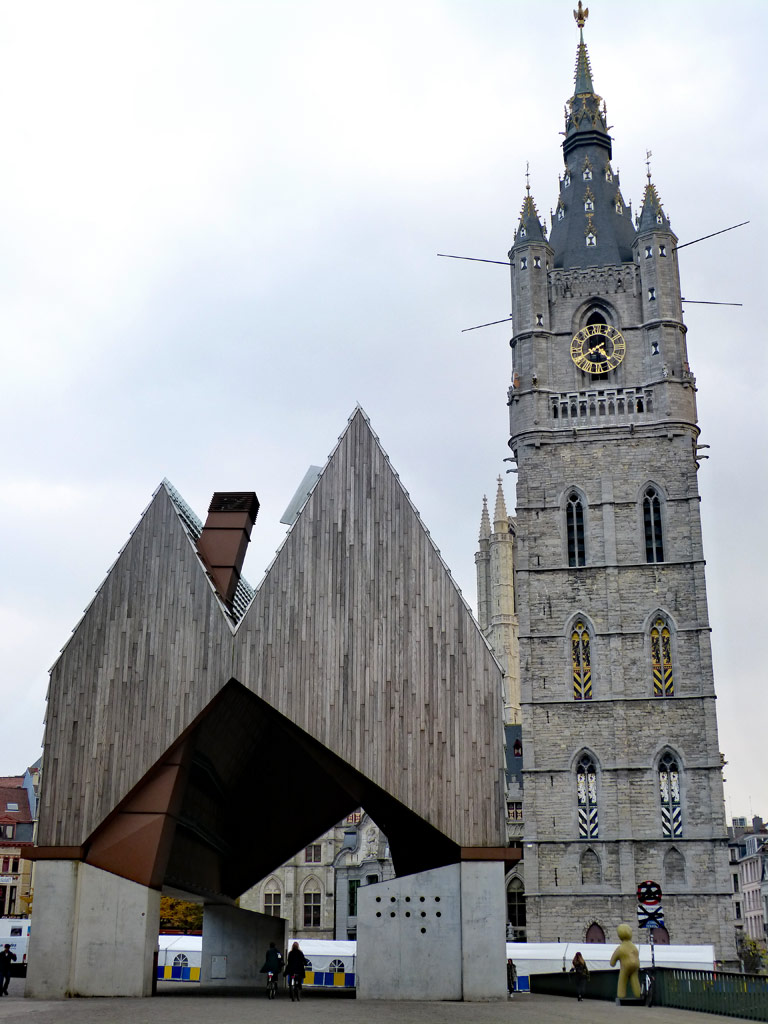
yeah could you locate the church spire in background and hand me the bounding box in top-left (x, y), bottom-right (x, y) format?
top-left (479, 495), bottom-right (491, 541)
top-left (493, 476), bottom-right (509, 533)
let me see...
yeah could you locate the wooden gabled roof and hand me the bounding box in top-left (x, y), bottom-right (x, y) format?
top-left (38, 409), bottom-right (505, 891)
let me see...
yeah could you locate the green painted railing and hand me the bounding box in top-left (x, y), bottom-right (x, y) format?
top-left (530, 967), bottom-right (768, 1020)
top-left (652, 968), bottom-right (768, 1021)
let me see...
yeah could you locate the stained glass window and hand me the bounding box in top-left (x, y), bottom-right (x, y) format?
top-left (567, 492), bottom-right (586, 566)
top-left (651, 618), bottom-right (674, 696)
top-left (572, 621), bottom-right (592, 700)
top-left (577, 754), bottom-right (598, 837)
top-left (659, 753), bottom-right (682, 838)
top-left (644, 487), bottom-right (664, 562)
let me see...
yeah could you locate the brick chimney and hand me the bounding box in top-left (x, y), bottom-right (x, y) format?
top-left (196, 492), bottom-right (260, 608)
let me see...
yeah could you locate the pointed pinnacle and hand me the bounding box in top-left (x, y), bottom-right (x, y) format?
top-left (480, 496), bottom-right (491, 541)
top-left (493, 477), bottom-right (509, 533)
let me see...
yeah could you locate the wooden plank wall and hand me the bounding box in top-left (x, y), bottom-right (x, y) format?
top-left (39, 410), bottom-right (506, 850)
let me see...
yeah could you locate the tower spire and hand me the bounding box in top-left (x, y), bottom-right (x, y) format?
top-left (563, 5), bottom-right (610, 160)
top-left (479, 495), bottom-right (491, 541)
top-left (493, 477), bottom-right (509, 534)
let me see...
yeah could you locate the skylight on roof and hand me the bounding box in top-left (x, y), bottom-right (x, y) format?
top-left (6, 803), bottom-right (18, 811)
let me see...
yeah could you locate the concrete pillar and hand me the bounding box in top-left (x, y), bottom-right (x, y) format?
top-left (26, 861), bottom-right (159, 998)
top-left (201, 905), bottom-right (285, 987)
top-left (357, 860), bottom-right (506, 1001)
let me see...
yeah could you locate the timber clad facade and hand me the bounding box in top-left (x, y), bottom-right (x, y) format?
top-left (37, 408), bottom-right (506, 902)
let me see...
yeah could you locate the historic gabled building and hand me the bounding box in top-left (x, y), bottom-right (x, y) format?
top-left (479, 6), bottom-right (734, 959)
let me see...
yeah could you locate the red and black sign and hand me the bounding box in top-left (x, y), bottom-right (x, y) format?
top-left (636, 879), bottom-right (665, 928)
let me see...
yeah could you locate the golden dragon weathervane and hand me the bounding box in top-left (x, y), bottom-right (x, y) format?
top-left (574, 2), bottom-right (588, 28)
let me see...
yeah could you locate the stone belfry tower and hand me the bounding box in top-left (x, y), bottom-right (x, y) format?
top-left (506, 5), bottom-right (734, 956)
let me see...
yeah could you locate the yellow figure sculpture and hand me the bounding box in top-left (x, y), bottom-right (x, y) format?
top-left (610, 923), bottom-right (642, 999)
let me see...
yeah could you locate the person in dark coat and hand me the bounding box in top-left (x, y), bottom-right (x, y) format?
top-left (264, 942), bottom-right (283, 978)
top-left (0, 944), bottom-right (16, 995)
top-left (285, 941), bottom-right (308, 989)
top-left (571, 950), bottom-right (589, 1001)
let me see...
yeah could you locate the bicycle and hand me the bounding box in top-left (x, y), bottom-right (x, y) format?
top-left (266, 971), bottom-right (279, 999)
top-left (287, 972), bottom-right (302, 1002)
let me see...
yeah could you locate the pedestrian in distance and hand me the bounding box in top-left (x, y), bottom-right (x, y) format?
top-left (571, 950), bottom-right (589, 1001)
top-left (507, 958), bottom-right (517, 997)
top-left (0, 944), bottom-right (16, 996)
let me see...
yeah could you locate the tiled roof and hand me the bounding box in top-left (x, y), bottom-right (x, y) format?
top-left (0, 786), bottom-right (31, 822)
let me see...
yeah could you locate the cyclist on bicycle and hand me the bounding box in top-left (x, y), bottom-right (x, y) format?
top-left (285, 941), bottom-right (308, 998)
top-left (264, 942), bottom-right (283, 990)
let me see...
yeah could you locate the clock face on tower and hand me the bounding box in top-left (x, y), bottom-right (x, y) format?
top-left (570, 323), bottom-right (626, 374)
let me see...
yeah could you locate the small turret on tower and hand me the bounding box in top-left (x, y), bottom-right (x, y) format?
top-left (509, 175), bottom-right (554, 338)
top-left (633, 167), bottom-right (682, 324)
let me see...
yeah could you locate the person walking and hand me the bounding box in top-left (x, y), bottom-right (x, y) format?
top-left (571, 950), bottom-right (589, 1001)
top-left (0, 944), bottom-right (16, 996)
top-left (506, 958), bottom-right (517, 997)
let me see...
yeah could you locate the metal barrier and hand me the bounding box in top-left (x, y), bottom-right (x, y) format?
top-left (530, 967), bottom-right (768, 1020)
top-left (529, 969), bottom-right (625, 1001)
top-left (652, 968), bottom-right (768, 1022)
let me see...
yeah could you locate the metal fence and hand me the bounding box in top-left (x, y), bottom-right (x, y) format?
top-left (652, 968), bottom-right (768, 1022)
top-left (530, 967), bottom-right (768, 1020)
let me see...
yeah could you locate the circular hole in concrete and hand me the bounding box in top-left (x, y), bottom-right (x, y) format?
top-left (405, 912), bottom-right (411, 918)
top-left (420, 928), bottom-right (427, 934)
top-left (390, 896), bottom-right (396, 903)
top-left (434, 896), bottom-right (441, 902)
top-left (376, 912), bottom-right (381, 918)
top-left (436, 912), bottom-right (441, 918)
top-left (390, 912), bottom-right (396, 918)
top-left (375, 897), bottom-right (381, 903)
top-left (419, 896), bottom-right (426, 902)
top-left (420, 911), bottom-right (426, 917)
top-left (405, 896), bottom-right (411, 902)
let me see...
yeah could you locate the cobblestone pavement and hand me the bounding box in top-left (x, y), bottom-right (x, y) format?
top-left (0, 981), bottom-right (745, 1024)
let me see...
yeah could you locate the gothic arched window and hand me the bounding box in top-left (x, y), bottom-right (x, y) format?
top-left (303, 882), bottom-right (322, 927)
top-left (651, 617), bottom-right (674, 696)
top-left (659, 752), bottom-right (683, 838)
top-left (664, 847), bottom-right (686, 887)
top-left (572, 621), bottom-right (592, 700)
top-left (566, 492), bottom-right (586, 567)
top-left (580, 848), bottom-right (602, 885)
top-left (586, 922), bottom-right (606, 943)
top-left (577, 754), bottom-right (598, 837)
top-left (506, 876), bottom-right (526, 935)
top-left (643, 487), bottom-right (665, 562)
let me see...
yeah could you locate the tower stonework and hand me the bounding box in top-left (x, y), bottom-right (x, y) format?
top-left (503, 12), bottom-right (734, 958)
top-left (476, 481), bottom-right (521, 725)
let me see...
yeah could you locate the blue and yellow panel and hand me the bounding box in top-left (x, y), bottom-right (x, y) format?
top-left (304, 971), bottom-right (355, 988)
top-left (158, 965), bottom-right (201, 981)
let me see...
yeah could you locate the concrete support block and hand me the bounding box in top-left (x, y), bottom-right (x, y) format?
top-left (26, 861), bottom-right (159, 998)
top-left (25, 860), bottom-right (79, 998)
top-left (357, 861), bottom-right (506, 1001)
top-left (460, 861), bottom-right (506, 1000)
top-left (201, 905), bottom-right (285, 987)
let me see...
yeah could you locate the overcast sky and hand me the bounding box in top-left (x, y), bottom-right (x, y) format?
top-left (0, 1), bottom-right (765, 822)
